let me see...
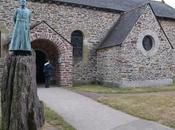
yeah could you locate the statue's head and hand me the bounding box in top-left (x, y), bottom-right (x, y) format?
top-left (20, 0), bottom-right (27, 7)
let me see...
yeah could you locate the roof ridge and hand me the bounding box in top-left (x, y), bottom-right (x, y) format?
top-left (124, 1), bottom-right (150, 14)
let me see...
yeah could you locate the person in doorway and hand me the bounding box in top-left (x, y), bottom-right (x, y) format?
top-left (43, 60), bottom-right (54, 88)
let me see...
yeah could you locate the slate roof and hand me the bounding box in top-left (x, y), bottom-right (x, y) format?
top-left (98, 5), bottom-right (146, 49)
top-left (150, 1), bottom-right (175, 19)
top-left (53, 0), bottom-right (148, 11)
top-left (53, 0), bottom-right (175, 19)
top-left (98, 3), bottom-right (173, 49)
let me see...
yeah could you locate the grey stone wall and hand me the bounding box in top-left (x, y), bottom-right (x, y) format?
top-left (97, 46), bottom-right (123, 86)
top-left (160, 19), bottom-right (175, 48)
top-left (97, 5), bottom-right (175, 87)
top-left (160, 20), bottom-right (175, 76)
top-left (0, 0), bottom-right (120, 83)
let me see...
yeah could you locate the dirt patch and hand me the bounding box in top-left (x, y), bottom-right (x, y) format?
top-left (43, 122), bottom-right (60, 130)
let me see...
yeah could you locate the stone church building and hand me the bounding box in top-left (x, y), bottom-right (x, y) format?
top-left (1, 0), bottom-right (175, 87)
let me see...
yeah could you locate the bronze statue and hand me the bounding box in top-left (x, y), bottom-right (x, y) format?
top-left (9, 0), bottom-right (32, 55)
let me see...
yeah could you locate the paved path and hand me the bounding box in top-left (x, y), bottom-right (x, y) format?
top-left (38, 87), bottom-right (174, 130)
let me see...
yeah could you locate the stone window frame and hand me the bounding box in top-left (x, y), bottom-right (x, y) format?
top-left (137, 30), bottom-right (160, 57)
top-left (142, 35), bottom-right (154, 51)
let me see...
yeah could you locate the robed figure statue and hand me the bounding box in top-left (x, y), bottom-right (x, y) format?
top-left (9, 0), bottom-right (32, 55)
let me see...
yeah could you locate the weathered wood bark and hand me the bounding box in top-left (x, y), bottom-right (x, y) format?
top-left (1, 55), bottom-right (44, 130)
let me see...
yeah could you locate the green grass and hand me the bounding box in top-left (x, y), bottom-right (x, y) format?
top-left (98, 95), bottom-right (175, 128)
top-left (44, 105), bottom-right (75, 130)
top-left (71, 84), bottom-right (175, 94)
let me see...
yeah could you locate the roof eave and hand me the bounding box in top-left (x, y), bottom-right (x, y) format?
top-left (49, 0), bottom-right (125, 13)
top-left (157, 16), bottom-right (175, 21)
top-left (97, 44), bottom-right (122, 50)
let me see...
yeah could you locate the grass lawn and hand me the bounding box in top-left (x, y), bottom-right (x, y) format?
top-left (71, 84), bottom-right (175, 94)
top-left (44, 106), bottom-right (75, 130)
top-left (71, 84), bottom-right (175, 128)
top-left (98, 95), bottom-right (175, 128)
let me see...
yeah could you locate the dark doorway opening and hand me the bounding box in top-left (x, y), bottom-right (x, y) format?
top-left (35, 50), bottom-right (47, 84)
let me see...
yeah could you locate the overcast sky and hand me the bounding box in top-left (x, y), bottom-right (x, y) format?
top-left (155, 0), bottom-right (175, 8)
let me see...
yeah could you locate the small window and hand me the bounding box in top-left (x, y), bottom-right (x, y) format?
top-left (142, 35), bottom-right (154, 51)
top-left (71, 30), bottom-right (83, 62)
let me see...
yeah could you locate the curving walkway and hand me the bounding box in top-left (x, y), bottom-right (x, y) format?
top-left (38, 87), bottom-right (174, 130)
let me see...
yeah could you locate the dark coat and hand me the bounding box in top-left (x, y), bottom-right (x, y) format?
top-left (43, 63), bottom-right (54, 77)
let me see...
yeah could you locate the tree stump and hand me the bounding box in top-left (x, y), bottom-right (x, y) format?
top-left (1, 55), bottom-right (44, 130)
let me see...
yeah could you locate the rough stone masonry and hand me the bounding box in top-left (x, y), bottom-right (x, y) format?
top-left (1, 0), bottom-right (175, 87)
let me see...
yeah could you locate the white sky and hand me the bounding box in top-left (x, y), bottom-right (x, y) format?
top-left (155, 0), bottom-right (175, 8)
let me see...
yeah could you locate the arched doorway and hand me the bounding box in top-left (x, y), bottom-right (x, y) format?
top-left (32, 39), bottom-right (59, 85)
top-left (30, 21), bottom-right (73, 87)
top-left (35, 50), bottom-right (47, 84)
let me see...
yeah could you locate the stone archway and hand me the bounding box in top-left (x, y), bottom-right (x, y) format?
top-left (32, 39), bottom-right (59, 84)
top-left (30, 21), bottom-right (73, 87)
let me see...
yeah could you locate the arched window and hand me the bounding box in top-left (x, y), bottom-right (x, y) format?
top-left (71, 30), bottom-right (83, 62)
